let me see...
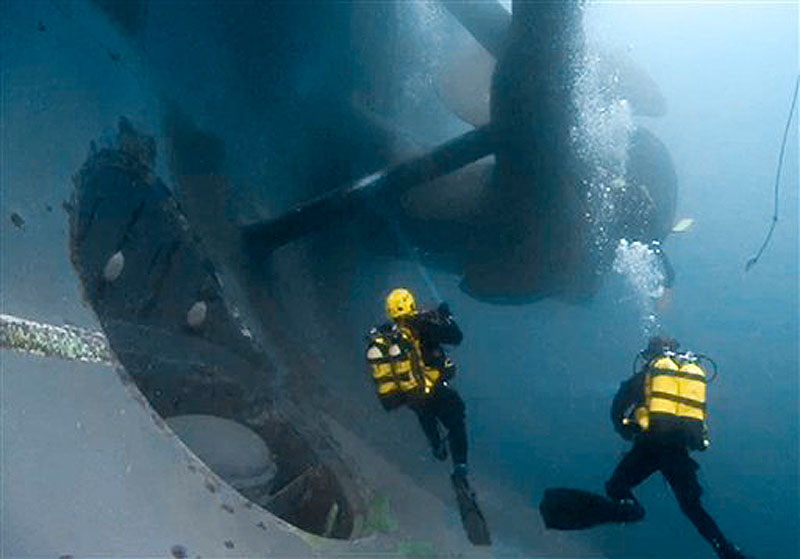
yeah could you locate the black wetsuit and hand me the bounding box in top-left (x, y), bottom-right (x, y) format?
top-left (383, 306), bottom-right (468, 467)
top-left (607, 372), bottom-right (736, 554)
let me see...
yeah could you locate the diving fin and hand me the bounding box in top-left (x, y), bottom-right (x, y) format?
top-left (539, 488), bottom-right (644, 531)
top-left (452, 474), bottom-right (491, 546)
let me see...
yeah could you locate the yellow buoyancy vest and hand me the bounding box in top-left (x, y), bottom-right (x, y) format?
top-left (635, 353), bottom-right (708, 432)
top-left (366, 326), bottom-right (441, 400)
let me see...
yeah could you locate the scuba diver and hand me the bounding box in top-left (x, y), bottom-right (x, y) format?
top-left (366, 288), bottom-right (490, 545)
top-left (540, 336), bottom-right (750, 559)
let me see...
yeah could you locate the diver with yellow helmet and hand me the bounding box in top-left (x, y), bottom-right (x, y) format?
top-left (540, 336), bottom-right (750, 559)
top-left (366, 288), bottom-right (490, 545)
top-left (368, 288), bottom-right (466, 473)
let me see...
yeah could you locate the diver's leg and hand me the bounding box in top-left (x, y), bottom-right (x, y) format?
top-left (661, 448), bottom-right (746, 558)
top-left (604, 441), bottom-right (657, 521)
top-left (411, 401), bottom-right (446, 460)
top-left (606, 441), bottom-right (658, 500)
top-left (435, 384), bottom-right (468, 470)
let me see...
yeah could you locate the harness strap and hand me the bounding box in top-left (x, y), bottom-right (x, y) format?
top-left (649, 391), bottom-right (707, 411)
top-left (649, 370), bottom-right (706, 382)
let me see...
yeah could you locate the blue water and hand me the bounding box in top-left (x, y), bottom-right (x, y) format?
top-left (385, 3), bottom-right (798, 557)
top-left (3, 1), bottom-right (797, 557)
top-left (449, 4), bottom-right (798, 557)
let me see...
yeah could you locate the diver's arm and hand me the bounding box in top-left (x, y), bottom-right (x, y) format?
top-left (415, 303), bottom-right (463, 345)
top-left (611, 373), bottom-right (644, 439)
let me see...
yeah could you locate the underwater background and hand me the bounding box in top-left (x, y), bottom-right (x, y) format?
top-left (2, 1), bottom-right (797, 557)
top-left (452, 4), bottom-right (799, 557)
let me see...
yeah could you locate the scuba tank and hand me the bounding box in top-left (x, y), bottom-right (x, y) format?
top-left (366, 325), bottom-right (441, 407)
top-left (626, 350), bottom-right (717, 450)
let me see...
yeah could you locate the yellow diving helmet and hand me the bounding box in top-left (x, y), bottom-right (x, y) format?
top-left (386, 288), bottom-right (418, 320)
